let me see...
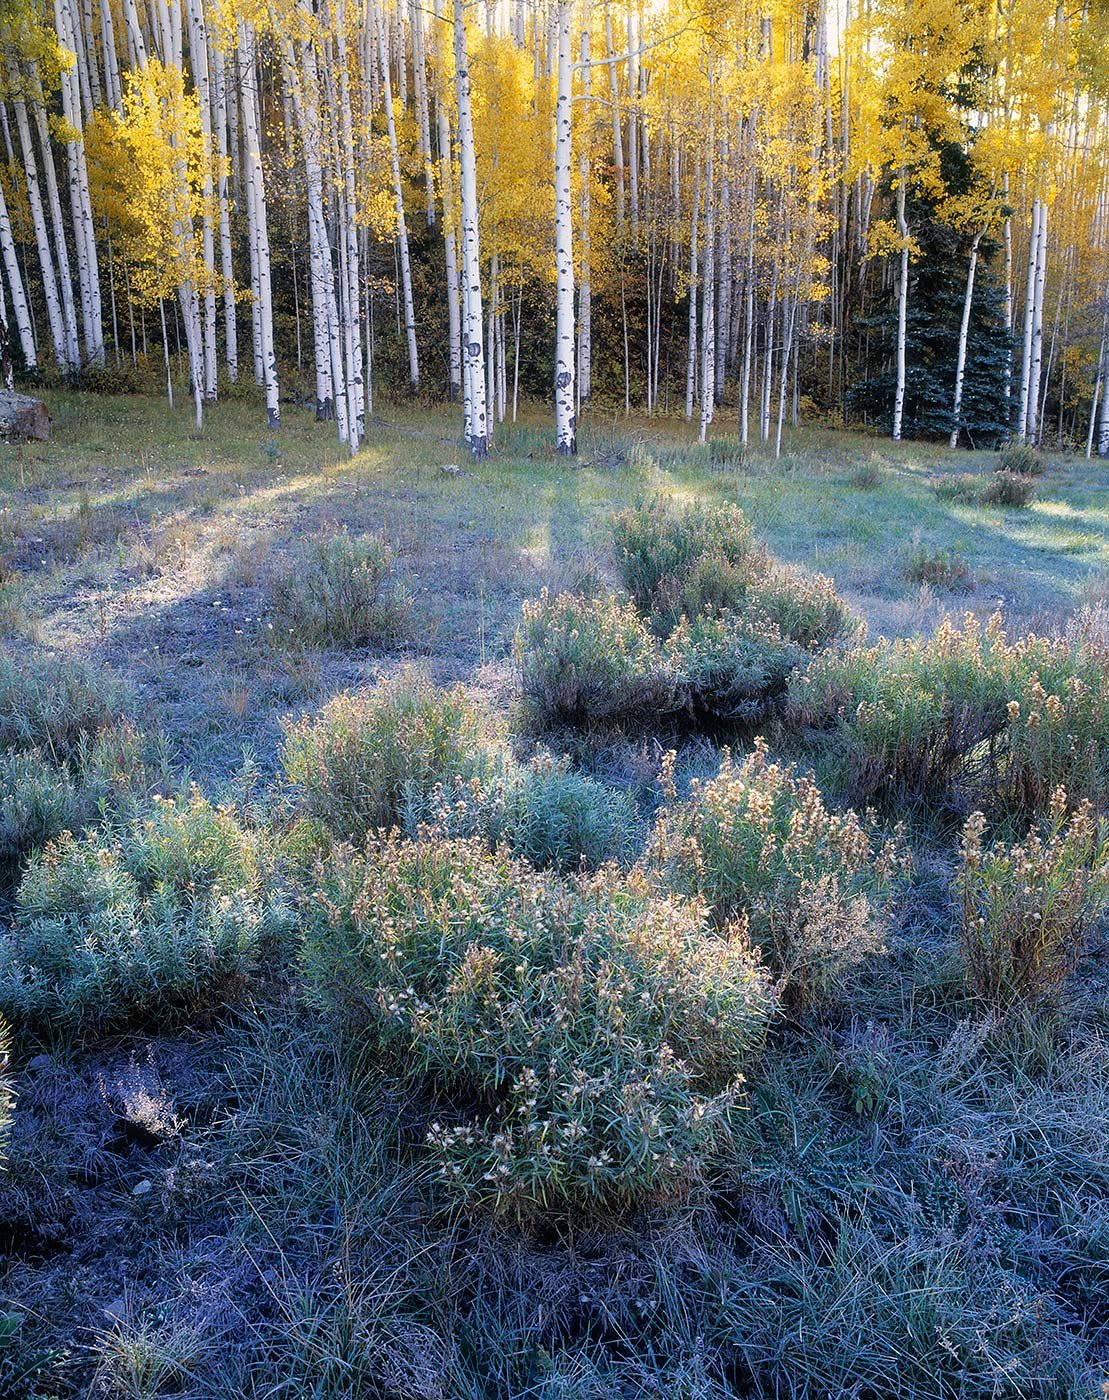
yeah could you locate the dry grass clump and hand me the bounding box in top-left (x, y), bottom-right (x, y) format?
top-left (0, 790), bottom-right (281, 1036)
top-left (650, 739), bottom-right (901, 1003)
top-left (665, 612), bottom-right (802, 723)
top-left (281, 673), bottom-right (503, 840)
top-left (958, 789), bottom-right (1109, 1008)
top-left (997, 442), bottom-right (1045, 476)
top-left (790, 612), bottom-right (1109, 816)
top-left (267, 530), bottom-right (409, 649)
top-left (902, 544), bottom-right (973, 591)
top-left (304, 834), bottom-right (776, 1218)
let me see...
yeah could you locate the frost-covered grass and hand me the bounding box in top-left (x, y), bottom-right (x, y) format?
top-left (1, 391), bottom-right (1108, 1396)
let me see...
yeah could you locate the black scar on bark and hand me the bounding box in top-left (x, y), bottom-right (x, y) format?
top-left (467, 341), bottom-right (481, 358)
top-left (556, 371), bottom-right (572, 389)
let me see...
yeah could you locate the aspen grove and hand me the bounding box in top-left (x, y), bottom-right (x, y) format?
top-left (1, 0), bottom-right (1109, 456)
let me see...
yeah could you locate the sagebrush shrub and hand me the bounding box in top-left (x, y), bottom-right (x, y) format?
top-left (304, 834), bottom-right (776, 1216)
top-left (0, 651), bottom-right (130, 759)
top-left (416, 752), bottom-right (637, 871)
top-left (267, 531), bottom-right (409, 649)
top-left (648, 549), bottom-right (764, 637)
top-left (0, 791), bottom-right (275, 1035)
top-left (746, 563), bottom-right (857, 650)
top-left (650, 739), bottom-right (900, 1003)
top-left (612, 498), bottom-right (760, 624)
top-left (665, 611), bottom-right (801, 723)
top-left (516, 590), bottom-right (678, 727)
top-left (958, 790), bottom-right (1109, 1007)
top-left (980, 471), bottom-right (1036, 508)
top-left (790, 613), bottom-right (1109, 815)
top-left (931, 473), bottom-right (981, 505)
top-left (282, 673), bottom-right (503, 839)
top-left (997, 442), bottom-right (1044, 476)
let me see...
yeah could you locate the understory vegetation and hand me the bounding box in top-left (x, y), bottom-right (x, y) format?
top-left (1, 403), bottom-right (1108, 1398)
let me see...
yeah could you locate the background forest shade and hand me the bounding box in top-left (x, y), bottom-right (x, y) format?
top-left (0, 0), bottom-right (1107, 454)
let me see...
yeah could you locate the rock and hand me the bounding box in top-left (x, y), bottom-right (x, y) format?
top-left (439, 463), bottom-right (462, 477)
top-left (0, 391), bottom-right (50, 442)
top-left (25, 1053), bottom-right (54, 1073)
top-left (131, 1179), bottom-right (153, 1197)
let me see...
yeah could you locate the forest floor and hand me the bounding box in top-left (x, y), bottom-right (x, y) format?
top-left (1, 393), bottom-right (1108, 1399)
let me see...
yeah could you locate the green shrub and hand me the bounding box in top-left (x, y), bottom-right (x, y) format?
top-left (650, 739), bottom-right (900, 1003)
top-left (791, 613), bottom-right (1109, 815)
top-left (665, 612), bottom-right (802, 723)
top-left (612, 499), bottom-right (759, 620)
top-left (516, 590), bottom-right (678, 728)
top-left (958, 792), bottom-right (1109, 1007)
top-left (0, 652), bottom-right (130, 760)
top-left (267, 531), bottom-right (409, 649)
top-left (0, 724), bottom-right (166, 881)
top-left (0, 791), bottom-right (274, 1036)
top-left (415, 752), bottom-right (638, 871)
top-left (282, 673), bottom-right (502, 840)
top-left (998, 442), bottom-right (1044, 476)
top-left (304, 834), bottom-right (776, 1217)
top-left (647, 548), bottom-right (764, 637)
top-left (980, 470), bottom-right (1036, 507)
top-left (902, 544), bottom-right (973, 591)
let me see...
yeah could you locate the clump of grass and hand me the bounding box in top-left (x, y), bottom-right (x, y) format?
top-left (516, 590), bottom-right (678, 729)
top-left (931, 472), bottom-right (982, 504)
top-left (0, 651), bottom-right (131, 760)
top-left (958, 790), bottom-right (1109, 1008)
top-left (267, 530), bottom-right (409, 649)
top-left (902, 544), bottom-right (973, 591)
top-left (0, 790), bottom-right (281, 1037)
top-left (980, 470), bottom-right (1036, 508)
top-left (649, 739), bottom-right (901, 1004)
top-left (303, 833), bottom-right (776, 1218)
top-left (281, 672), bottom-right (504, 840)
top-left (846, 457), bottom-right (886, 489)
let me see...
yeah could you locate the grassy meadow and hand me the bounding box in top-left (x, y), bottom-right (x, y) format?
top-left (1, 391), bottom-right (1108, 1398)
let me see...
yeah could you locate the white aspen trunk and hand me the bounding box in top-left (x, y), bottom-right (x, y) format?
top-left (1099, 290), bottom-right (1109, 457)
top-left (9, 88), bottom-right (70, 371)
top-left (211, 44), bottom-right (238, 381)
top-left (576, 28), bottom-right (591, 408)
top-left (101, 0), bottom-right (123, 109)
top-left (553, 0), bottom-right (575, 454)
top-left (374, 0), bottom-right (420, 390)
top-left (604, 4), bottom-right (624, 232)
top-left (626, 5), bottom-right (639, 237)
top-left (948, 230), bottom-right (982, 449)
top-left (1002, 170), bottom-right (1012, 406)
top-left (453, 0), bottom-right (487, 457)
top-left (410, 0), bottom-right (436, 223)
top-left (685, 159), bottom-right (699, 423)
top-left (1016, 197), bottom-right (1041, 442)
top-left (186, 0), bottom-right (219, 400)
top-left (774, 293), bottom-right (797, 459)
top-left (431, 0), bottom-right (462, 398)
top-left (335, 0), bottom-right (364, 446)
top-left (239, 21), bottom-right (280, 427)
top-left (0, 178), bottom-right (36, 367)
top-left (891, 174), bottom-right (909, 442)
top-left (29, 91), bottom-right (80, 368)
top-left (55, 0), bottom-right (104, 363)
top-left (698, 129), bottom-right (716, 446)
top-left (1027, 198), bottom-right (1048, 444)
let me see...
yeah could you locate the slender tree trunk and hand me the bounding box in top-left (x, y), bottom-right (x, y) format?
top-left (374, 0), bottom-right (420, 391)
top-left (453, 0), bottom-right (487, 457)
top-left (553, 0), bottom-right (575, 454)
top-left (948, 230), bottom-right (982, 450)
top-left (891, 173), bottom-right (909, 442)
